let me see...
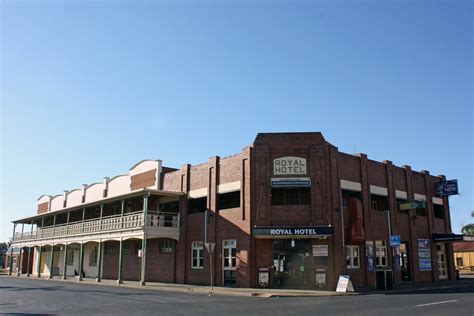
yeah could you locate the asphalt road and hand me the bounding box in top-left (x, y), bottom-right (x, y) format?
top-left (1, 276), bottom-right (473, 316)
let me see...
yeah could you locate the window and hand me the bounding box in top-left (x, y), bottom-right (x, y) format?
top-left (375, 240), bottom-right (387, 267)
top-left (397, 198), bottom-right (408, 214)
top-left (341, 190), bottom-right (363, 209)
top-left (218, 191), bottom-right (240, 210)
top-left (105, 243), bottom-right (113, 255)
top-left (134, 241), bottom-right (141, 255)
top-left (371, 195), bottom-right (389, 212)
top-left (434, 204), bottom-right (444, 219)
top-left (189, 197), bottom-right (207, 214)
top-left (271, 188), bottom-right (311, 205)
top-left (191, 241), bottom-right (204, 269)
top-left (416, 206), bottom-right (426, 217)
top-left (346, 245), bottom-right (360, 269)
top-left (223, 240), bottom-right (237, 269)
top-left (456, 257), bottom-right (464, 267)
top-left (89, 246), bottom-right (98, 266)
top-left (160, 240), bottom-right (173, 253)
top-left (122, 242), bottom-right (129, 254)
top-left (66, 248), bottom-right (75, 265)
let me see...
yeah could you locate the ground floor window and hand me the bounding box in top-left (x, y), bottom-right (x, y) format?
top-left (346, 245), bottom-right (360, 269)
top-left (160, 240), bottom-right (173, 253)
top-left (105, 243), bottom-right (113, 255)
top-left (191, 241), bottom-right (204, 269)
top-left (456, 257), bottom-right (463, 267)
top-left (375, 240), bottom-right (387, 267)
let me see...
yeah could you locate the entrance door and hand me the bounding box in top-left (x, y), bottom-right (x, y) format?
top-left (400, 242), bottom-right (411, 281)
top-left (437, 243), bottom-right (448, 280)
top-left (273, 239), bottom-right (310, 289)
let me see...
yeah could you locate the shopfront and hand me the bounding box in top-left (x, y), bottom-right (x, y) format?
top-left (253, 226), bottom-right (334, 289)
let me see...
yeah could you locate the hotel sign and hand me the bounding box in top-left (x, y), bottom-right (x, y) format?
top-left (253, 226), bottom-right (334, 239)
top-left (273, 157), bottom-right (307, 175)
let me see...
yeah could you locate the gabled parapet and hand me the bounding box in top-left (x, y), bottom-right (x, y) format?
top-left (36, 159), bottom-right (164, 213)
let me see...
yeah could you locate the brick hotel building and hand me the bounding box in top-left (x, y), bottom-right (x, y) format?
top-left (6, 132), bottom-right (457, 289)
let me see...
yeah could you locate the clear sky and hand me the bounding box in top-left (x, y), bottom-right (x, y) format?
top-left (0, 0), bottom-right (472, 242)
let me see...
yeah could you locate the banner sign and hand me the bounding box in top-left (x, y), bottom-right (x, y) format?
top-left (253, 226), bottom-right (334, 239)
top-left (399, 200), bottom-right (426, 211)
top-left (366, 241), bottom-right (375, 272)
top-left (417, 239), bottom-right (432, 271)
top-left (435, 180), bottom-right (459, 196)
top-left (271, 178), bottom-right (311, 187)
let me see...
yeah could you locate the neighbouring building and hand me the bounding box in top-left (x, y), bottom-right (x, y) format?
top-left (6, 132), bottom-right (458, 289)
top-left (453, 242), bottom-right (474, 274)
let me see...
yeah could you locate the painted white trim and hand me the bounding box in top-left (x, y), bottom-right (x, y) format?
top-left (217, 181), bottom-right (241, 194)
top-left (432, 197), bottom-right (443, 205)
top-left (370, 185), bottom-right (388, 196)
top-left (340, 180), bottom-right (362, 192)
top-left (188, 188), bottom-right (208, 199)
top-left (414, 193), bottom-right (426, 201)
top-left (395, 190), bottom-right (407, 200)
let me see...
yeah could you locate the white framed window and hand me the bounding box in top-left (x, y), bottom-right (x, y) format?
top-left (223, 240), bottom-right (237, 270)
top-left (191, 241), bottom-right (204, 269)
top-left (376, 240), bottom-right (387, 267)
top-left (160, 240), bottom-right (173, 253)
top-left (346, 245), bottom-right (360, 269)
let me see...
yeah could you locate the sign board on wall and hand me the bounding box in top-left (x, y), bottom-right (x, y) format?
top-left (435, 180), bottom-right (459, 196)
top-left (273, 157), bottom-right (307, 175)
top-left (313, 245), bottom-right (328, 257)
top-left (417, 239), bottom-right (432, 271)
top-left (390, 235), bottom-right (401, 246)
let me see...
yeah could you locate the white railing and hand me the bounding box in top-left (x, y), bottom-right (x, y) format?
top-left (12, 211), bottom-right (179, 242)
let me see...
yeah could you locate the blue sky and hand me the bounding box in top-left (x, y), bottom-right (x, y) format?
top-left (1, 0), bottom-right (472, 241)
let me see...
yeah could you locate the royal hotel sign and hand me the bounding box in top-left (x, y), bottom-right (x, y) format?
top-left (273, 157), bottom-right (307, 175)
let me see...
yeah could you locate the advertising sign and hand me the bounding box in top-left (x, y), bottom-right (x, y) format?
top-left (336, 275), bottom-right (354, 292)
top-left (417, 239), bottom-right (432, 271)
top-left (313, 245), bottom-right (328, 257)
top-left (271, 178), bottom-right (311, 187)
top-left (399, 200), bottom-right (426, 211)
top-left (366, 241), bottom-right (374, 272)
top-left (253, 226), bottom-right (335, 239)
top-left (435, 180), bottom-right (459, 196)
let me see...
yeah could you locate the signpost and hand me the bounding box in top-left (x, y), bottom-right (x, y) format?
top-left (435, 180), bottom-right (459, 196)
top-left (205, 242), bottom-right (216, 295)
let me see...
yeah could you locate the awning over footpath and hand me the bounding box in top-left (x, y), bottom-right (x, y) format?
top-left (453, 241), bottom-right (474, 252)
top-left (433, 233), bottom-right (474, 242)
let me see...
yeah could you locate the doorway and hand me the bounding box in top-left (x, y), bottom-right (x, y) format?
top-left (273, 239), bottom-right (311, 288)
top-left (437, 243), bottom-right (448, 280)
top-left (400, 242), bottom-right (411, 281)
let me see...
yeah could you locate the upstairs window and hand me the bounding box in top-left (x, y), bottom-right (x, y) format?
top-left (341, 190), bottom-right (363, 209)
top-left (371, 195), bottom-right (389, 212)
top-left (397, 198), bottom-right (408, 214)
top-left (218, 191), bottom-right (240, 210)
top-left (434, 204), bottom-right (444, 219)
top-left (271, 188), bottom-right (311, 206)
top-left (189, 197), bottom-right (207, 214)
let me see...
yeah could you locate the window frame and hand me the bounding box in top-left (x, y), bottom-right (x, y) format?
top-left (191, 241), bottom-right (204, 269)
top-left (222, 239), bottom-right (237, 271)
top-left (375, 240), bottom-right (388, 267)
top-left (346, 245), bottom-right (360, 269)
top-left (160, 240), bottom-right (173, 253)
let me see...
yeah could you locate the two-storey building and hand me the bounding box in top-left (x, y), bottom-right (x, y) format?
top-left (6, 132), bottom-right (457, 289)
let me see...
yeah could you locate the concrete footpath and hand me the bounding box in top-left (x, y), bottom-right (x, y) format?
top-left (3, 274), bottom-right (473, 298)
